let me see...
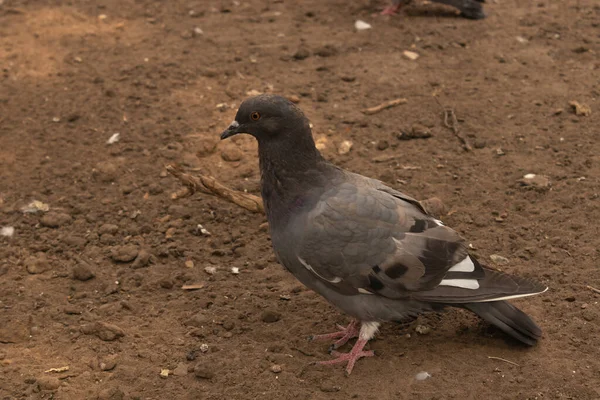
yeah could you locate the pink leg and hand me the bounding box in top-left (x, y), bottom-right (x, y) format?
top-left (309, 319), bottom-right (359, 350)
top-left (316, 338), bottom-right (375, 375)
top-left (381, 4), bottom-right (402, 15)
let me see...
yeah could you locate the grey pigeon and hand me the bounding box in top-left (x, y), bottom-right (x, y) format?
top-left (221, 95), bottom-right (546, 374)
top-left (382, 0), bottom-right (486, 19)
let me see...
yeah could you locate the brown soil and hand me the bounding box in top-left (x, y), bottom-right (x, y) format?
top-left (1, 0), bottom-right (599, 399)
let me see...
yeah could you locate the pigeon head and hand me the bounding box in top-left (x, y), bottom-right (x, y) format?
top-left (220, 94), bottom-right (311, 144)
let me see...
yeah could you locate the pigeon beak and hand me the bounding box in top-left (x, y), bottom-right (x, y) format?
top-left (220, 121), bottom-right (241, 140)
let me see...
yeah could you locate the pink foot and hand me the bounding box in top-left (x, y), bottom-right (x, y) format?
top-left (309, 319), bottom-right (359, 351)
top-left (381, 4), bottom-right (401, 15)
top-left (315, 338), bottom-right (375, 375)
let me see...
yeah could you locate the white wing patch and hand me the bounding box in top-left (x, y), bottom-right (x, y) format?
top-left (469, 286), bottom-right (549, 302)
top-left (439, 278), bottom-right (480, 290)
top-left (298, 257), bottom-right (342, 283)
top-left (433, 219), bottom-right (444, 226)
top-left (447, 256), bottom-right (475, 273)
top-left (358, 288), bottom-right (373, 295)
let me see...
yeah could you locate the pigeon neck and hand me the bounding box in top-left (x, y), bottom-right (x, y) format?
top-left (257, 135), bottom-right (328, 221)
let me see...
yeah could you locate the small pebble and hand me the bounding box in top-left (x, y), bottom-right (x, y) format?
top-left (111, 245), bottom-right (139, 263)
top-left (40, 212), bottom-right (72, 228)
top-left (270, 364), bottom-right (282, 373)
top-left (204, 266), bottom-right (217, 275)
top-left (415, 371), bottom-right (432, 381)
top-left (415, 325), bottom-right (431, 335)
top-left (490, 254), bottom-right (510, 265)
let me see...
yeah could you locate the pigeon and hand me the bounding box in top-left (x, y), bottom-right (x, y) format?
top-left (221, 94), bottom-right (547, 375)
top-left (382, 0), bottom-right (486, 20)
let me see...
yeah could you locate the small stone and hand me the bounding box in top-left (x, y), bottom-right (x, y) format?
top-left (37, 376), bottom-right (60, 390)
top-left (519, 174), bottom-right (550, 189)
top-left (565, 296), bottom-right (576, 302)
top-left (419, 197), bottom-right (447, 219)
top-left (99, 355), bottom-right (118, 371)
top-left (287, 94), bottom-right (300, 103)
top-left (40, 212), bottom-right (72, 228)
top-left (270, 364), bottom-right (282, 373)
top-left (261, 310), bottom-right (281, 323)
top-left (204, 266), bottom-right (217, 275)
top-left (490, 254), bottom-right (510, 265)
top-left (474, 139), bottom-right (487, 149)
top-left (193, 363), bottom-right (215, 379)
top-left (415, 371), bottom-right (432, 381)
top-left (200, 343), bottom-right (209, 353)
top-left (569, 101), bottom-right (591, 116)
top-left (64, 305), bottom-right (82, 315)
top-left (110, 245), bottom-right (139, 263)
top-left (581, 303), bottom-right (588, 309)
top-left (160, 368), bottom-right (170, 378)
top-left (72, 264), bottom-right (95, 281)
top-left (172, 363), bottom-right (188, 377)
top-left (415, 325), bottom-right (431, 335)
top-left (403, 50), bottom-right (419, 60)
top-left (338, 140), bottom-right (353, 155)
top-left (341, 75), bottom-right (356, 82)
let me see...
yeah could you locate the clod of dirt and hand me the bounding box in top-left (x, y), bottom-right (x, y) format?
top-left (25, 254), bottom-right (51, 274)
top-left (320, 381), bottom-right (341, 392)
top-left (72, 264), bottom-right (95, 281)
top-left (98, 224), bottom-right (119, 235)
top-left (110, 245), bottom-right (139, 263)
top-left (131, 249), bottom-right (152, 269)
top-left (97, 387), bottom-right (125, 400)
top-left (148, 183), bottom-right (164, 195)
top-left (569, 101), bottom-right (591, 116)
top-left (376, 140), bottom-right (389, 151)
top-left (81, 321), bottom-right (125, 341)
top-left (0, 321), bottom-right (29, 343)
top-left (94, 161), bottom-right (119, 183)
top-left (193, 363), bottom-right (215, 379)
top-left (99, 355), bottom-right (118, 371)
top-left (420, 197), bottom-right (447, 219)
top-left (314, 44), bottom-right (338, 58)
top-left (287, 94), bottom-right (300, 103)
top-left (37, 375), bottom-right (61, 391)
top-left (204, 266), bottom-right (217, 275)
top-left (172, 363), bottom-right (188, 376)
top-left (0, 264), bottom-right (8, 276)
top-left (40, 212), bottom-right (72, 228)
top-left (519, 174), bottom-right (550, 189)
top-left (490, 254), bottom-right (510, 265)
top-left (293, 47), bottom-right (310, 60)
top-left (261, 310), bottom-right (281, 323)
top-left (220, 143), bottom-right (244, 162)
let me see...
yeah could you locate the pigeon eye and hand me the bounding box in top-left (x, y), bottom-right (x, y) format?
top-left (250, 112), bottom-right (261, 121)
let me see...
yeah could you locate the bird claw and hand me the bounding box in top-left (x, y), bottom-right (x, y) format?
top-left (308, 319), bottom-right (360, 349)
top-left (317, 346), bottom-right (375, 375)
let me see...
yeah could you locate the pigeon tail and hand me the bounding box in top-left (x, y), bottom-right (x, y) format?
top-left (463, 301), bottom-right (542, 346)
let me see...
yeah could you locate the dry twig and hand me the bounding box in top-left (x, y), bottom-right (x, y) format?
top-left (443, 108), bottom-right (472, 151)
top-left (587, 285), bottom-right (600, 295)
top-left (488, 356), bottom-right (520, 367)
top-left (362, 98), bottom-right (408, 115)
top-left (166, 164), bottom-right (264, 214)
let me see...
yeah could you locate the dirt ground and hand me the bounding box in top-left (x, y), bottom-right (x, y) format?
top-left (1, 0), bottom-right (599, 398)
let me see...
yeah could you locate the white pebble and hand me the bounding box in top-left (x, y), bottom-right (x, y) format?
top-left (197, 224), bottom-right (211, 236)
top-left (354, 20), bottom-right (372, 31)
top-left (1, 226), bottom-right (14, 237)
top-left (106, 133), bottom-right (120, 144)
top-left (523, 173), bottom-right (536, 179)
top-left (200, 343), bottom-right (209, 353)
top-left (415, 371), bottom-right (432, 381)
top-left (204, 266), bottom-right (217, 275)
top-left (231, 267), bottom-right (240, 275)
top-left (403, 50), bottom-right (419, 60)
